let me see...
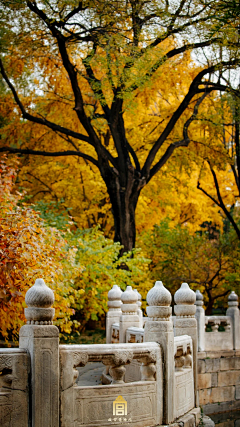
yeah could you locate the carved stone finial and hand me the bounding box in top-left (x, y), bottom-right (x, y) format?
top-left (108, 285), bottom-right (122, 311)
top-left (146, 281), bottom-right (172, 321)
top-left (134, 289), bottom-right (142, 308)
top-left (174, 283), bottom-right (196, 318)
top-left (228, 290), bottom-right (238, 307)
top-left (195, 290), bottom-right (204, 307)
top-left (121, 286), bottom-right (138, 315)
top-left (25, 278), bottom-right (55, 325)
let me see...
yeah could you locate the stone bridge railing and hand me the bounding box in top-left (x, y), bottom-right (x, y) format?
top-left (195, 290), bottom-right (240, 351)
top-left (107, 284), bottom-right (240, 354)
top-left (60, 342), bottom-right (162, 427)
top-left (0, 278), bottom-right (203, 427)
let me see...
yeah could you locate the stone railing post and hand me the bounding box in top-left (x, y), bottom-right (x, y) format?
top-left (134, 288), bottom-right (143, 328)
top-left (119, 286), bottom-right (139, 343)
top-left (144, 281), bottom-right (174, 424)
top-left (195, 290), bottom-right (205, 351)
top-left (226, 290), bottom-right (240, 350)
top-left (174, 283), bottom-right (198, 407)
top-left (19, 279), bottom-right (59, 427)
top-left (106, 285), bottom-right (122, 344)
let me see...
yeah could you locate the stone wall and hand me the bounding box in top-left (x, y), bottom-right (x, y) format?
top-left (198, 350), bottom-right (240, 415)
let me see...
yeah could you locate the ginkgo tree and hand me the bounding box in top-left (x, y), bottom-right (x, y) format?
top-left (0, 0), bottom-right (240, 252)
top-left (197, 93), bottom-right (240, 239)
top-left (0, 154), bottom-right (151, 340)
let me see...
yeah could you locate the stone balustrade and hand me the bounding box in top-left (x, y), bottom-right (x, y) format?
top-left (205, 315), bottom-right (231, 331)
top-left (5, 277), bottom-right (233, 426)
top-left (195, 290), bottom-right (240, 351)
top-left (174, 335), bottom-right (194, 419)
top-left (126, 326), bottom-right (144, 343)
top-left (60, 342), bottom-right (162, 427)
top-left (111, 322), bottom-right (120, 343)
top-left (106, 285), bottom-right (122, 344)
top-left (174, 335), bottom-right (193, 371)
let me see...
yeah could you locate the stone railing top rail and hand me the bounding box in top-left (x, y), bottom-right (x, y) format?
top-left (60, 342), bottom-right (159, 361)
top-left (0, 348), bottom-right (29, 354)
top-left (126, 326), bottom-right (144, 335)
top-left (112, 322), bottom-right (119, 329)
top-left (174, 335), bottom-right (192, 356)
top-left (205, 315), bottom-right (231, 324)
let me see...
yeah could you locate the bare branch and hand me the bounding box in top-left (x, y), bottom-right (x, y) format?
top-left (0, 146), bottom-right (99, 167)
top-left (0, 58), bottom-right (91, 145)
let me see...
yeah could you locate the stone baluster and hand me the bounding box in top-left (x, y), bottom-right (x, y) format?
top-left (175, 348), bottom-right (185, 371)
top-left (139, 352), bottom-right (157, 381)
top-left (119, 286), bottom-right (139, 343)
top-left (211, 318), bottom-right (220, 331)
top-left (226, 291), bottom-right (240, 350)
top-left (195, 290), bottom-right (205, 351)
top-left (106, 285), bottom-right (122, 344)
top-left (144, 281), bottom-right (174, 424)
top-left (104, 351), bottom-right (133, 384)
top-left (174, 283), bottom-right (198, 407)
top-left (19, 278), bottom-right (59, 427)
top-left (134, 289), bottom-right (143, 328)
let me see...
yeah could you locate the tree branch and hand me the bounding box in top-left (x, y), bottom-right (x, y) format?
top-left (197, 163), bottom-right (240, 240)
top-left (0, 58), bottom-right (91, 145)
top-left (142, 59), bottom-right (240, 180)
top-left (148, 92), bottom-right (208, 180)
top-left (0, 146), bottom-right (99, 167)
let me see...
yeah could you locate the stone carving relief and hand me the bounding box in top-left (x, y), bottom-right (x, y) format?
top-left (0, 355), bottom-right (13, 389)
top-left (174, 337), bottom-right (193, 371)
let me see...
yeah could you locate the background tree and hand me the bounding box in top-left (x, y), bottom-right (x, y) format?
top-left (140, 219), bottom-right (240, 314)
top-left (0, 0), bottom-right (240, 252)
top-left (0, 155), bottom-right (150, 341)
top-left (198, 93), bottom-right (240, 239)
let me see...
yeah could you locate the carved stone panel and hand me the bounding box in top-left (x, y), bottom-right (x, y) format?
top-left (0, 349), bottom-right (30, 427)
top-left (62, 382), bottom-right (158, 427)
top-left (174, 369), bottom-right (194, 419)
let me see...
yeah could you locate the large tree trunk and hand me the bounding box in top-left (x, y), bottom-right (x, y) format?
top-left (102, 165), bottom-right (141, 253)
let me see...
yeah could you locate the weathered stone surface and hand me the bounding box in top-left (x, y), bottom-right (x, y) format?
top-left (63, 382), bottom-right (158, 427)
top-left (227, 291), bottom-right (240, 350)
top-left (60, 342), bottom-right (162, 426)
top-left (120, 286), bottom-right (140, 343)
top-left (177, 412), bottom-right (195, 427)
top-left (174, 283), bottom-right (198, 408)
top-left (195, 290), bottom-right (205, 352)
top-left (205, 331), bottom-right (233, 352)
top-left (202, 415), bottom-right (215, 426)
top-left (20, 325), bottom-right (59, 427)
top-left (211, 373), bottom-right (218, 388)
top-left (198, 373), bottom-right (211, 389)
top-left (235, 385), bottom-right (240, 399)
top-left (197, 359), bottom-right (206, 374)
top-left (199, 386), bottom-right (235, 405)
top-left (106, 285), bottom-right (122, 344)
top-left (20, 279), bottom-right (59, 427)
top-left (218, 370), bottom-right (240, 386)
top-left (144, 281), bottom-right (174, 425)
top-left (205, 358), bottom-right (220, 373)
top-left (220, 357), bottom-right (240, 371)
top-left (203, 399), bottom-right (240, 415)
top-left (0, 349), bottom-right (30, 427)
top-left (174, 368), bottom-right (194, 419)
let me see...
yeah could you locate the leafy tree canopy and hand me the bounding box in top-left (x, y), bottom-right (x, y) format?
top-left (0, 0), bottom-right (240, 251)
